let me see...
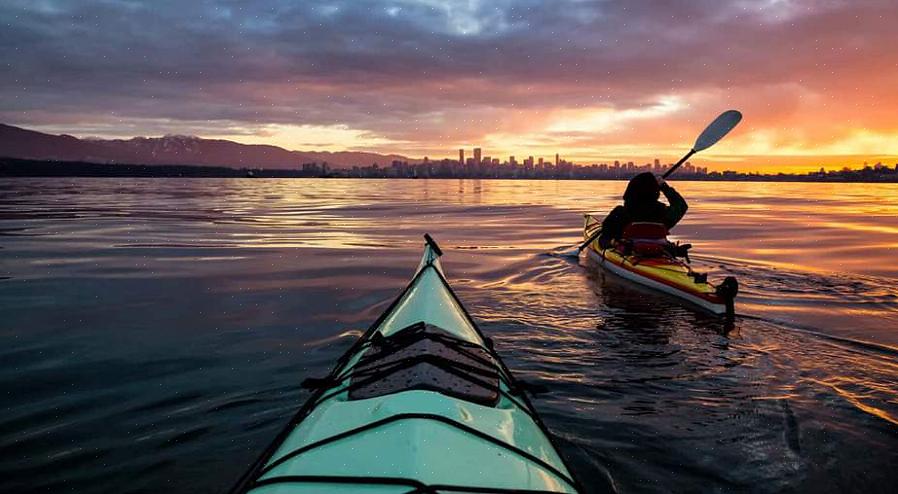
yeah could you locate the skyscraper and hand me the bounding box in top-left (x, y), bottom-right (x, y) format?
top-left (459, 149), bottom-right (464, 166)
top-left (555, 153), bottom-right (559, 167)
top-left (473, 147), bottom-right (481, 165)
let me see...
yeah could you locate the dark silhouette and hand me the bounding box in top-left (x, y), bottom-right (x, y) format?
top-left (0, 123), bottom-right (407, 169)
top-left (599, 172), bottom-right (688, 248)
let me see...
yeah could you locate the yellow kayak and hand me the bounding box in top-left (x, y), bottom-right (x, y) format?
top-left (583, 213), bottom-right (738, 316)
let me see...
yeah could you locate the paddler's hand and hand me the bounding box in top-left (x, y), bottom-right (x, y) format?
top-left (655, 175), bottom-right (668, 189)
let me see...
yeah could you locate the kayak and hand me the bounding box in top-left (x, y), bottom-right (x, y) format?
top-left (583, 213), bottom-right (738, 316)
top-left (230, 234), bottom-right (582, 493)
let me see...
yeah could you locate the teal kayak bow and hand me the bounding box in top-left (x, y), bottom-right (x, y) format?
top-left (230, 234), bottom-right (582, 493)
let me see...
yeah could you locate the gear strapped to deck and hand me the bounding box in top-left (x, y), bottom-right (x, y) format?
top-left (349, 322), bottom-right (501, 406)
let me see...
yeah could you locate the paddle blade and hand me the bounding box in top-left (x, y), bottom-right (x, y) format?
top-left (557, 246), bottom-right (582, 259)
top-left (693, 110), bottom-right (742, 151)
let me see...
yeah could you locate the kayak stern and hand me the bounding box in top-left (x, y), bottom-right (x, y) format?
top-left (583, 213), bottom-right (737, 316)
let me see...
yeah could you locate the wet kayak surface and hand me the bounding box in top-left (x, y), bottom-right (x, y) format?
top-left (1, 177), bottom-right (896, 493)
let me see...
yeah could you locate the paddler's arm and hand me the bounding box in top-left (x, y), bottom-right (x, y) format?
top-left (599, 206), bottom-right (626, 248)
top-left (659, 178), bottom-right (688, 228)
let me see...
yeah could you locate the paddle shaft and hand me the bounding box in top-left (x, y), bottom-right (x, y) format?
top-left (662, 148), bottom-right (696, 179)
top-left (576, 226), bottom-right (602, 253)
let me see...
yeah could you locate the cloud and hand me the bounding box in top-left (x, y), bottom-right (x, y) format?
top-left (1, 0), bottom-right (897, 169)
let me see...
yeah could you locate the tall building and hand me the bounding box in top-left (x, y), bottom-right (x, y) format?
top-left (555, 153), bottom-right (559, 167)
top-left (458, 149), bottom-right (464, 165)
top-left (473, 147), bottom-right (482, 165)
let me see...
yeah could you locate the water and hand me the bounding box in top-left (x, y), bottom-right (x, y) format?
top-left (1, 178), bottom-right (896, 493)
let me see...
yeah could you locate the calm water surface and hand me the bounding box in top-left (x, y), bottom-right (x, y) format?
top-left (1, 178), bottom-right (896, 493)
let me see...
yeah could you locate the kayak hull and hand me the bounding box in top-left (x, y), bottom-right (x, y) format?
top-left (583, 213), bottom-right (736, 316)
top-left (232, 234), bottom-right (581, 493)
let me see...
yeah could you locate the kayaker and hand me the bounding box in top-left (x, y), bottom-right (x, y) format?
top-left (599, 171), bottom-right (688, 248)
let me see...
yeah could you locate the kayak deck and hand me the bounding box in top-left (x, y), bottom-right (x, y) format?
top-left (232, 235), bottom-right (580, 493)
top-left (583, 213), bottom-right (736, 316)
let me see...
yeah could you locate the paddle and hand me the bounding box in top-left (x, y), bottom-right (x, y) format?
top-left (662, 110), bottom-right (743, 178)
top-left (559, 110), bottom-right (742, 258)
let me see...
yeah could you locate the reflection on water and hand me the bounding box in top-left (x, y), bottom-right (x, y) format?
top-left (0, 178), bottom-right (896, 493)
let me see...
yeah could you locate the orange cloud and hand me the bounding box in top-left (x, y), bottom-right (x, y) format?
top-left (3, 0), bottom-right (898, 173)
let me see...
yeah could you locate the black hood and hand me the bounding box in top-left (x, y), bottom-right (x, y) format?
top-left (623, 172), bottom-right (660, 205)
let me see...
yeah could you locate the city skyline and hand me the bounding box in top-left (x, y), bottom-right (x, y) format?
top-left (2, 1), bottom-right (897, 172)
top-left (447, 147), bottom-right (708, 174)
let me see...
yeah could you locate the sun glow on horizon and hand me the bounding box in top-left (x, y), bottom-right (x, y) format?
top-left (211, 123), bottom-right (404, 153)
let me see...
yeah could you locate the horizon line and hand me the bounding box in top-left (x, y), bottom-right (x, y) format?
top-left (7, 121), bottom-right (898, 174)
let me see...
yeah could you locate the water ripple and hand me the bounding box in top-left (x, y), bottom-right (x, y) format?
top-left (1, 178), bottom-right (896, 493)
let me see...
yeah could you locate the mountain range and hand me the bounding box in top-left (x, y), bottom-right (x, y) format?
top-left (0, 123), bottom-right (410, 169)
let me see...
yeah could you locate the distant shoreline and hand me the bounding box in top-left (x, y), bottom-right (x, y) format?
top-left (2, 157), bottom-right (897, 183)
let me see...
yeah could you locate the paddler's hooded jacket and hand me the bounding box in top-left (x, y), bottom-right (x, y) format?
top-left (599, 172), bottom-right (688, 248)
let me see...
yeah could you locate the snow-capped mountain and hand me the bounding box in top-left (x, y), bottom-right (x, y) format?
top-left (0, 123), bottom-right (410, 169)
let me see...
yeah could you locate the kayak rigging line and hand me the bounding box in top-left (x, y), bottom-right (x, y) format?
top-left (304, 372), bottom-right (536, 423)
top-left (620, 255), bottom-right (722, 289)
top-left (324, 324), bottom-right (516, 391)
top-left (341, 325), bottom-right (509, 378)
top-left (301, 324), bottom-right (537, 419)
top-left (254, 412), bottom-right (579, 490)
top-left (251, 475), bottom-right (574, 494)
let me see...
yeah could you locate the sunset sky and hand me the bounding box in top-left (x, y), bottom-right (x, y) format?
top-left (2, 0), bottom-right (897, 172)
